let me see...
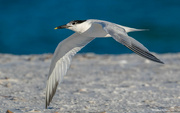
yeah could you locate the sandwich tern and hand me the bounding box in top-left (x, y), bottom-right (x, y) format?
top-left (45, 19), bottom-right (163, 108)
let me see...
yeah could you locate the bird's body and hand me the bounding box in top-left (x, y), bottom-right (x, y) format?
top-left (45, 19), bottom-right (163, 108)
top-left (67, 19), bottom-right (144, 37)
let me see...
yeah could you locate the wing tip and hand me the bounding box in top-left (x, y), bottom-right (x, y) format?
top-left (45, 104), bottom-right (48, 109)
top-left (144, 53), bottom-right (164, 64)
top-left (45, 92), bottom-right (49, 109)
top-left (45, 78), bottom-right (59, 109)
top-left (154, 59), bottom-right (164, 64)
top-left (45, 94), bottom-right (51, 109)
top-left (147, 52), bottom-right (164, 64)
top-left (45, 102), bottom-right (49, 109)
top-left (145, 53), bottom-right (164, 64)
top-left (45, 95), bottom-right (49, 109)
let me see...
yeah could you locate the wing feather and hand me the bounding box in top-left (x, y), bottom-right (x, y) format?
top-left (96, 22), bottom-right (164, 64)
top-left (45, 33), bottom-right (94, 108)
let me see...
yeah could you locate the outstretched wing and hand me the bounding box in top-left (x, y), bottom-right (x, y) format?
top-left (46, 33), bottom-right (94, 108)
top-left (96, 22), bottom-right (164, 64)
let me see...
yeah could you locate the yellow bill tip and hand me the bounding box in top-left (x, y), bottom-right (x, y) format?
top-left (54, 27), bottom-right (58, 30)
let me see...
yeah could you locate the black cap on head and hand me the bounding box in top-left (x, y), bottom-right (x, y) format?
top-left (54, 20), bottom-right (87, 29)
top-left (69, 20), bottom-right (87, 25)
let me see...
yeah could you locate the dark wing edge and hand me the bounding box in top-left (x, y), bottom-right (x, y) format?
top-left (97, 22), bottom-right (164, 64)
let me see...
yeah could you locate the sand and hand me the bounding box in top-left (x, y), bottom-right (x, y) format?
top-left (0, 53), bottom-right (179, 113)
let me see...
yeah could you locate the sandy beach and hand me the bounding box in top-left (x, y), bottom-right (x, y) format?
top-left (0, 53), bottom-right (180, 113)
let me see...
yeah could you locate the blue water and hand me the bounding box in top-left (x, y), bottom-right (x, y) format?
top-left (0, 0), bottom-right (180, 54)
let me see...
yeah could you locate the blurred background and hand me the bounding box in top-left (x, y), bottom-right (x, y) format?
top-left (0, 0), bottom-right (180, 55)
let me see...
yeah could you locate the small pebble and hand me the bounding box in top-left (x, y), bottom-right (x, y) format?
top-left (6, 110), bottom-right (13, 113)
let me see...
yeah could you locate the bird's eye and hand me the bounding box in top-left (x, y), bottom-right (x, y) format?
top-left (72, 22), bottom-right (76, 25)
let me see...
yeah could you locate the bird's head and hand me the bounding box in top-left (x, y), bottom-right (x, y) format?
top-left (54, 20), bottom-right (88, 33)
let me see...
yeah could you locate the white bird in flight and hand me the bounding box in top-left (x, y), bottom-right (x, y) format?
top-left (45, 19), bottom-right (163, 108)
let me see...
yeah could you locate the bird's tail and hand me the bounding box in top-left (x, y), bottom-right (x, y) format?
top-left (128, 28), bottom-right (149, 32)
top-left (119, 25), bottom-right (148, 33)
